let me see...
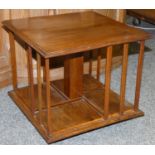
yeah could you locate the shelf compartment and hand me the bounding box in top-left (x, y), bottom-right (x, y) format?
top-left (8, 86), bottom-right (144, 143)
top-left (8, 74), bottom-right (144, 143)
top-left (53, 74), bottom-right (134, 115)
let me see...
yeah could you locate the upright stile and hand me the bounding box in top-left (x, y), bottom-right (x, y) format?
top-left (120, 44), bottom-right (129, 115)
top-left (27, 46), bottom-right (35, 115)
top-left (9, 32), bottom-right (17, 90)
top-left (134, 41), bottom-right (145, 111)
top-left (45, 58), bottom-right (52, 135)
top-left (37, 53), bottom-right (43, 124)
top-left (104, 46), bottom-right (113, 119)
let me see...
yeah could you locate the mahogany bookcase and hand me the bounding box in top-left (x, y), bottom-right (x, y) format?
top-left (2, 11), bottom-right (150, 143)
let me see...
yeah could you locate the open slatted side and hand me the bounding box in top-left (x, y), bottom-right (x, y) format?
top-left (8, 31), bottom-right (145, 140)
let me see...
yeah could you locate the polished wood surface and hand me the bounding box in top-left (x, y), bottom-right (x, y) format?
top-left (9, 31), bottom-right (17, 89)
top-left (64, 55), bottom-right (83, 98)
top-left (9, 75), bottom-right (144, 142)
top-left (0, 9), bottom-right (126, 88)
top-left (120, 44), bottom-right (129, 114)
top-left (3, 11), bottom-right (150, 143)
top-left (45, 58), bottom-right (52, 135)
top-left (3, 11), bottom-right (150, 58)
top-left (53, 75), bottom-right (134, 115)
top-left (36, 53), bottom-right (43, 124)
top-left (104, 46), bottom-right (112, 119)
top-left (134, 41), bottom-right (145, 111)
top-left (27, 46), bottom-right (35, 114)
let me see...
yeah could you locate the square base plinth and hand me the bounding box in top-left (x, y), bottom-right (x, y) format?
top-left (8, 75), bottom-right (144, 143)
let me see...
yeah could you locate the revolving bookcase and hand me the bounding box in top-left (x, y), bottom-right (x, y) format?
top-left (2, 11), bottom-right (150, 143)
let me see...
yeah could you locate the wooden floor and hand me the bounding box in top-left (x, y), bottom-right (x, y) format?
top-left (9, 75), bottom-right (144, 143)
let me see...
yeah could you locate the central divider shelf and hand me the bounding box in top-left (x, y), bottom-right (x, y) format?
top-left (52, 75), bottom-right (133, 115)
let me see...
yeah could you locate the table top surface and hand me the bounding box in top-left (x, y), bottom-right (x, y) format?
top-left (3, 11), bottom-right (150, 58)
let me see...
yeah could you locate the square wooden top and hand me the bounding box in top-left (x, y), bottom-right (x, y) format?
top-left (3, 11), bottom-right (150, 58)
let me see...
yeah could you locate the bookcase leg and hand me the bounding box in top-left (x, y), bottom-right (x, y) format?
top-left (37, 53), bottom-right (43, 124)
top-left (134, 41), bottom-right (145, 111)
top-left (104, 46), bottom-right (112, 119)
top-left (45, 58), bottom-right (52, 135)
top-left (27, 46), bottom-right (35, 115)
top-left (120, 43), bottom-right (129, 115)
top-left (9, 31), bottom-right (17, 90)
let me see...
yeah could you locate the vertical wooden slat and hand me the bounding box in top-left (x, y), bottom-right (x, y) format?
top-left (37, 53), bottom-right (43, 124)
top-left (97, 49), bottom-right (102, 81)
top-left (120, 43), bottom-right (129, 114)
top-left (9, 31), bottom-right (17, 90)
top-left (43, 66), bottom-right (46, 82)
top-left (134, 41), bottom-right (145, 111)
top-left (89, 50), bottom-right (93, 75)
top-left (27, 46), bottom-right (35, 115)
top-left (104, 46), bottom-right (113, 119)
top-left (45, 58), bottom-right (52, 135)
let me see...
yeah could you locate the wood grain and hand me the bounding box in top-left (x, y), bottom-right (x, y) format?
top-left (9, 31), bottom-right (17, 89)
top-left (27, 46), bottom-right (35, 114)
top-left (2, 11), bottom-right (150, 58)
top-left (64, 55), bottom-right (83, 98)
top-left (2, 10), bottom-right (149, 143)
top-left (8, 74), bottom-right (144, 143)
top-left (120, 44), bottom-right (129, 114)
top-left (0, 9), bottom-right (127, 88)
top-left (134, 41), bottom-right (145, 111)
top-left (104, 46), bottom-right (113, 119)
top-left (37, 53), bottom-right (43, 124)
top-left (45, 58), bottom-right (52, 135)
